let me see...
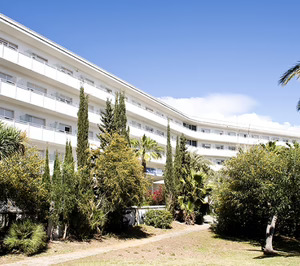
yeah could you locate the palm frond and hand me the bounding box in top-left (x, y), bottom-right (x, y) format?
top-left (279, 62), bottom-right (300, 86)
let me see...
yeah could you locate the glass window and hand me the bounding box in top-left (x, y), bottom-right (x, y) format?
top-left (27, 82), bottom-right (47, 94)
top-left (201, 128), bottom-right (210, 133)
top-left (202, 143), bottom-right (211, 149)
top-left (32, 53), bottom-right (48, 63)
top-left (228, 146), bottom-right (236, 151)
top-left (58, 123), bottom-right (72, 133)
top-left (187, 140), bottom-right (197, 147)
top-left (60, 66), bottom-right (73, 76)
top-left (215, 144), bottom-right (224, 150)
top-left (89, 131), bottom-right (94, 138)
top-left (0, 37), bottom-right (18, 50)
top-left (146, 107), bottom-right (153, 112)
top-left (0, 72), bottom-right (15, 84)
top-left (228, 132), bottom-right (236, 136)
top-left (156, 130), bottom-right (164, 137)
top-left (145, 125), bottom-right (154, 133)
top-left (23, 114), bottom-right (45, 126)
top-left (0, 107), bottom-right (14, 119)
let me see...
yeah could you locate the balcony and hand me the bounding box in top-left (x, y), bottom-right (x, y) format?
top-left (0, 115), bottom-right (99, 147)
top-left (0, 78), bottom-right (100, 124)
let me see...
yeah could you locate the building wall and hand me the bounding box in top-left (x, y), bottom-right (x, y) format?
top-left (1, 14), bottom-right (300, 179)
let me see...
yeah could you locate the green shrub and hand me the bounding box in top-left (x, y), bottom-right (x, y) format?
top-left (144, 210), bottom-right (173, 229)
top-left (4, 220), bottom-right (47, 256)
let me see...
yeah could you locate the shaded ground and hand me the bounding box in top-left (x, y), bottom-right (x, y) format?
top-left (0, 221), bottom-right (195, 265)
top-left (60, 230), bottom-right (300, 266)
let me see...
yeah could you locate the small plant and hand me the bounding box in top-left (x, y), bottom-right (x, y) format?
top-left (144, 210), bottom-right (173, 229)
top-left (4, 220), bottom-right (47, 256)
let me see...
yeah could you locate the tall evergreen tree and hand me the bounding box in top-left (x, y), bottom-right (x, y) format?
top-left (97, 98), bottom-right (115, 150)
top-left (42, 147), bottom-right (51, 192)
top-left (164, 122), bottom-right (175, 213)
top-left (50, 152), bottom-right (62, 239)
top-left (114, 92), bottom-right (130, 143)
top-left (77, 87), bottom-right (89, 168)
top-left (61, 141), bottom-right (76, 239)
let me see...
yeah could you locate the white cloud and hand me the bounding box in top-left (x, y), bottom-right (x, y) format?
top-left (159, 94), bottom-right (300, 132)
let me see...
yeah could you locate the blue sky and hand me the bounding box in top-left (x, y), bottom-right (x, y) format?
top-left (2, 0), bottom-right (300, 128)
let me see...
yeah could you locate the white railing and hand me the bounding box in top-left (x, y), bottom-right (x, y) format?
top-left (1, 43), bottom-right (298, 143)
top-left (0, 115), bottom-right (99, 147)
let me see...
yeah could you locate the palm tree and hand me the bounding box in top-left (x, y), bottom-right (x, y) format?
top-left (131, 134), bottom-right (164, 173)
top-left (0, 122), bottom-right (25, 160)
top-left (279, 62), bottom-right (300, 111)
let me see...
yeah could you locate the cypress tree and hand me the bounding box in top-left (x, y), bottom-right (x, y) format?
top-left (61, 141), bottom-right (76, 239)
top-left (51, 152), bottom-right (62, 234)
top-left (114, 92), bottom-right (130, 143)
top-left (77, 87), bottom-right (89, 168)
top-left (97, 98), bottom-right (115, 150)
top-left (173, 136), bottom-right (181, 195)
top-left (42, 147), bottom-right (51, 192)
top-left (164, 121), bottom-right (175, 213)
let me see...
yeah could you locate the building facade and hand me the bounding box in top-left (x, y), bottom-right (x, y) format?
top-left (1, 14), bottom-right (300, 184)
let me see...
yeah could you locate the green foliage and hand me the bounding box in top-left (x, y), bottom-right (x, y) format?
top-left (89, 133), bottom-right (148, 232)
top-left (214, 143), bottom-right (300, 238)
top-left (77, 87), bottom-right (89, 168)
top-left (164, 122), bottom-right (175, 213)
top-left (144, 210), bottom-right (173, 229)
top-left (97, 98), bottom-right (115, 150)
top-left (178, 170), bottom-right (207, 225)
top-left (114, 92), bottom-right (130, 144)
top-left (0, 147), bottom-right (47, 217)
top-left (4, 220), bottom-right (47, 256)
top-left (131, 134), bottom-right (164, 173)
top-left (0, 121), bottom-right (25, 160)
top-left (42, 148), bottom-right (51, 192)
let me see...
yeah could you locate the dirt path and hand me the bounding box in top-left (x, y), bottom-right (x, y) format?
top-left (2, 224), bottom-right (210, 266)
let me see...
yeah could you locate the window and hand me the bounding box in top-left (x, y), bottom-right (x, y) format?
top-left (215, 144), bottom-right (224, 150)
top-left (202, 143), bottom-right (211, 149)
top-left (183, 122), bottom-right (196, 131)
top-left (106, 88), bottom-right (113, 94)
top-left (228, 132), bottom-right (236, 136)
top-left (131, 121), bottom-right (142, 129)
top-left (0, 72), bottom-right (15, 84)
top-left (145, 125), bottom-right (154, 133)
top-left (32, 53), bottom-right (48, 63)
top-left (84, 77), bottom-right (94, 85)
top-left (261, 135), bottom-right (270, 140)
top-left (216, 159), bottom-right (225, 165)
top-left (89, 131), bottom-right (94, 138)
top-left (156, 111), bottom-right (164, 117)
top-left (132, 100), bottom-right (141, 107)
top-left (0, 37), bottom-right (18, 50)
top-left (55, 93), bottom-right (72, 104)
top-left (187, 140), bottom-right (197, 147)
top-left (88, 105), bottom-right (94, 112)
top-left (228, 146), bottom-right (236, 151)
top-left (239, 133), bottom-right (248, 138)
top-left (146, 107), bottom-right (153, 112)
top-left (251, 135), bottom-right (259, 139)
top-left (60, 66), bottom-right (73, 76)
top-left (0, 107), bottom-right (14, 119)
top-left (156, 130), bottom-right (164, 137)
top-left (27, 82), bottom-right (47, 94)
top-left (201, 128), bottom-right (210, 133)
top-left (271, 137), bottom-right (279, 141)
top-left (215, 130), bottom-right (224, 135)
top-left (282, 139), bottom-right (289, 143)
top-left (58, 123), bottom-right (72, 134)
top-left (22, 114), bottom-right (45, 127)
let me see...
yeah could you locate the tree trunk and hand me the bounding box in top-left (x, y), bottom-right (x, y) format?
top-left (264, 215), bottom-right (277, 255)
top-left (63, 223), bottom-right (68, 240)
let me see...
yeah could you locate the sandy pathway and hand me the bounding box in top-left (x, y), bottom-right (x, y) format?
top-left (2, 223), bottom-right (210, 266)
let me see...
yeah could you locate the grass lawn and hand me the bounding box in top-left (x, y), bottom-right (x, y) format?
top-left (59, 230), bottom-right (300, 266)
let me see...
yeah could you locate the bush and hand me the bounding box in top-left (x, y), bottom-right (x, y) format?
top-left (4, 220), bottom-right (47, 256)
top-left (144, 210), bottom-right (173, 229)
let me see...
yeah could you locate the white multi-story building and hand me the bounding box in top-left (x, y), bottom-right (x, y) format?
top-left (1, 14), bottom-right (300, 184)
